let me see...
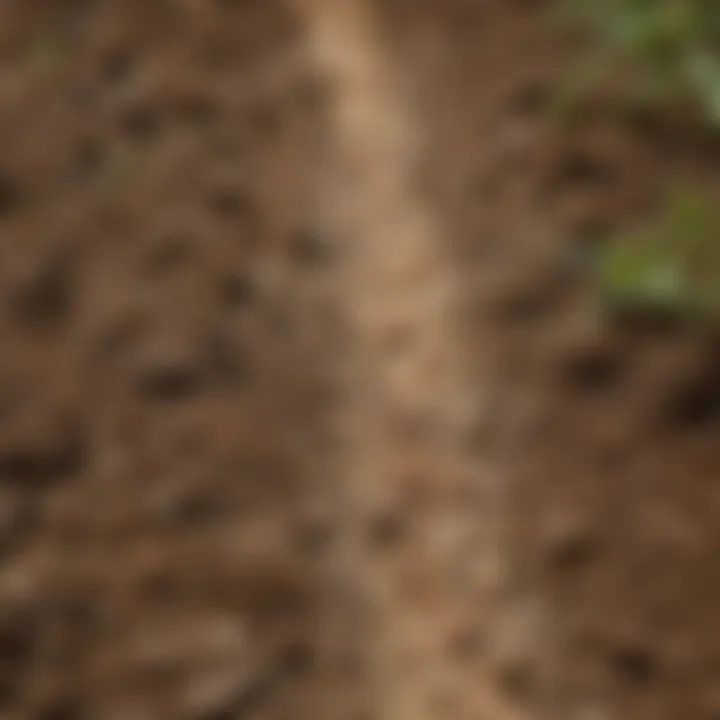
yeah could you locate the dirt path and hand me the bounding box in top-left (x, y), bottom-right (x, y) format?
top-left (294, 1), bottom-right (523, 718)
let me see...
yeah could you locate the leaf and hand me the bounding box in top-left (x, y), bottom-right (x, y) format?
top-left (686, 49), bottom-right (720, 125)
top-left (597, 188), bottom-right (720, 320)
top-left (552, 0), bottom-right (720, 128)
top-left (599, 232), bottom-right (685, 310)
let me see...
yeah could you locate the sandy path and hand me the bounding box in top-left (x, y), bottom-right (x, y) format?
top-left (292, 1), bottom-right (525, 717)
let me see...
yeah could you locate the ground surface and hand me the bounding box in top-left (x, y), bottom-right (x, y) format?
top-left (391, 3), bottom-right (720, 718)
top-left (1, 1), bottom-right (720, 719)
top-left (0, 2), bottom-right (333, 718)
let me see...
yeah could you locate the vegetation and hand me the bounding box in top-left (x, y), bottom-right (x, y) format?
top-left (554, 0), bottom-right (720, 125)
top-left (598, 188), bottom-right (720, 320)
top-left (553, 1), bottom-right (720, 320)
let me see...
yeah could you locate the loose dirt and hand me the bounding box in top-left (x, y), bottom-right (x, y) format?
top-left (1, 1), bottom-right (720, 719)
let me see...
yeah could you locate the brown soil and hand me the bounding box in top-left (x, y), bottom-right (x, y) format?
top-left (388, 2), bottom-right (720, 718)
top-left (1, 1), bottom-right (720, 719)
top-left (0, 2), bottom-right (333, 718)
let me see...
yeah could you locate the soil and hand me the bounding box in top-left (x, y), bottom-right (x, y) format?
top-left (0, 2), bottom-right (333, 718)
top-left (387, 3), bottom-right (720, 718)
top-left (1, 1), bottom-right (720, 719)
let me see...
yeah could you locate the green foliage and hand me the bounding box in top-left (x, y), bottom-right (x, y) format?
top-left (551, 4), bottom-right (720, 320)
top-left (599, 188), bottom-right (720, 319)
top-left (554, 0), bottom-right (720, 125)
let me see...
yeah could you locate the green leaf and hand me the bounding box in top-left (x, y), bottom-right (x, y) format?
top-left (597, 188), bottom-right (720, 320)
top-left (686, 50), bottom-right (720, 124)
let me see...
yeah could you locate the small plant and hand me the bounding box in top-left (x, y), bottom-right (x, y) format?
top-left (554, 0), bottom-right (720, 126)
top-left (598, 188), bottom-right (720, 319)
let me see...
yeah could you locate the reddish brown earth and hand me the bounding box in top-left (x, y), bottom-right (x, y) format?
top-left (1, 1), bottom-right (720, 719)
top-left (0, 2), bottom-right (334, 718)
top-left (388, 2), bottom-right (720, 718)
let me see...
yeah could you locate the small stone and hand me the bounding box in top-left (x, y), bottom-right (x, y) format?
top-left (131, 333), bottom-right (205, 401)
top-left (0, 410), bottom-right (87, 485)
top-left (0, 488), bottom-right (33, 548)
top-left (180, 664), bottom-right (249, 719)
top-left (543, 514), bottom-right (601, 574)
top-left (10, 251), bottom-right (76, 331)
top-left (490, 597), bottom-right (548, 702)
